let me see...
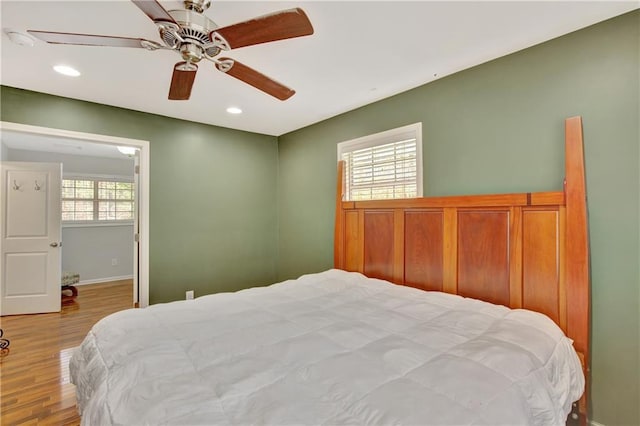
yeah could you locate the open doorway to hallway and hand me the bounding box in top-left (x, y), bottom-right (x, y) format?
top-left (0, 121), bottom-right (149, 309)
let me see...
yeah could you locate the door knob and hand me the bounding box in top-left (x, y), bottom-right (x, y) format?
top-left (50, 242), bottom-right (59, 247)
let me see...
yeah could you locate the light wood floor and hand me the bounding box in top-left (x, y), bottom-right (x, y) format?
top-left (0, 280), bottom-right (134, 425)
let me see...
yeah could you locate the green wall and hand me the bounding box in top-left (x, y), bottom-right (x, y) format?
top-left (278, 11), bottom-right (639, 426)
top-left (0, 86), bottom-right (279, 303)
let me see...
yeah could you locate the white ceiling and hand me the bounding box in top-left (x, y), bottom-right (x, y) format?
top-left (1, 1), bottom-right (638, 137)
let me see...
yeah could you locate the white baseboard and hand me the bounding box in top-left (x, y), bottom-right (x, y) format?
top-left (590, 421), bottom-right (605, 426)
top-left (77, 275), bottom-right (133, 286)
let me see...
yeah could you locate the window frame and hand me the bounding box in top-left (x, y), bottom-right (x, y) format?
top-left (62, 173), bottom-right (135, 226)
top-left (336, 122), bottom-right (423, 201)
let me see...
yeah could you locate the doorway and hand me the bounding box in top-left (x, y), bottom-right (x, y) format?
top-left (0, 121), bottom-right (150, 308)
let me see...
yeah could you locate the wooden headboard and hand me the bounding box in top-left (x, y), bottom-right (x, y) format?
top-left (334, 116), bottom-right (590, 420)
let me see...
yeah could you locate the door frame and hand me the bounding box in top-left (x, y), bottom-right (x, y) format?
top-left (0, 121), bottom-right (150, 307)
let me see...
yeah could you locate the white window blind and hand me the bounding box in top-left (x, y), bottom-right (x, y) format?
top-left (338, 123), bottom-right (422, 201)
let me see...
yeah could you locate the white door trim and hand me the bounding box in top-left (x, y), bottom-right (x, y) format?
top-left (0, 121), bottom-right (150, 308)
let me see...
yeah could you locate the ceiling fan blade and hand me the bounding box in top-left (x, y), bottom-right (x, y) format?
top-left (216, 58), bottom-right (295, 101)
top-left (131, 0), bottom-right (178, 25)
top-left (169, 62), bottom-right (198, 100)
top-left (28, 30), bottom-right (153, 48)
top-left (211, 8), bottom-right (313, 50)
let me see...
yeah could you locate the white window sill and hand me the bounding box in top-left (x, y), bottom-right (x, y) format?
top-left (63, 221), bottom-right (134, 228)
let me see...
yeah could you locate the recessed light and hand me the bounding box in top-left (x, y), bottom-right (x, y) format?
top-left (53, 64), bottom-right (80, 77)
top-left (226, 107), bottom-right (242, 114)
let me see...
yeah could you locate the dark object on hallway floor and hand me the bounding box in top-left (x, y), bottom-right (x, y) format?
top-left (62, 285), bottom-right (79, 302)
top-left (0, 328), bottom-right (10, 356)
top-left (62, 271), bottom-right (80, 302)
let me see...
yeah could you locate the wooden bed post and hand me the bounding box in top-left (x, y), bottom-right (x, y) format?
top-left (564, 116), bottom-right (590, 422)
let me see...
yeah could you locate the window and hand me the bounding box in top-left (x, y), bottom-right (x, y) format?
top-left (62, 177), bottom-right (134, 222)
top-left (337, 123), bottom-right (423, 201)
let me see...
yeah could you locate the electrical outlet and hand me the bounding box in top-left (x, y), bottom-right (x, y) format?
top-left (186, 290), bottom-right (194, 300)
top-left (111, 258), bottom-right (118, 266)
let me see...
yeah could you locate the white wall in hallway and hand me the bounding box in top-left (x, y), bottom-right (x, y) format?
top-left (61, 224), bottom-right (133, 283)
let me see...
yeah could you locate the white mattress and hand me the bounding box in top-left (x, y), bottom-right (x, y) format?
top-left (70, 269), bottom-right (584, 425)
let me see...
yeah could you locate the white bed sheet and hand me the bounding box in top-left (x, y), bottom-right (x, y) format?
top-left (70, 269), bottom-right (584, 425)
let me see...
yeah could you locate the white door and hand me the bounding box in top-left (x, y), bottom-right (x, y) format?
top-left (1, 162), bottom-right (62, 315)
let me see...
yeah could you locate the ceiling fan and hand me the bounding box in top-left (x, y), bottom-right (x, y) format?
top-left (27, 0), bottom-right (314, 101)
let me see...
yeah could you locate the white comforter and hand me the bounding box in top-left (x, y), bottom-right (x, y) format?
top-left (70, 269), bottom-right (584, 425)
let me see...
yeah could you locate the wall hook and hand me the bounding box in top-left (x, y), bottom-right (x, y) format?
top-left (12, 180), bottom-right (21, 190)
top-left (34, 180), bottom-right (41, 191)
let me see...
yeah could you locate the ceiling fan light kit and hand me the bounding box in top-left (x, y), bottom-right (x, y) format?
top-left (27, 0), bottom-right (314, 101)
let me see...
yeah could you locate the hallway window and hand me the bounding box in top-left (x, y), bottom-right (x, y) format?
top-left (62, 178), bottom-right (134, 222)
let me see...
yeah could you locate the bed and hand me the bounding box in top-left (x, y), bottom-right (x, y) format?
top-left (70, 116), bottom-right (590, 425)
